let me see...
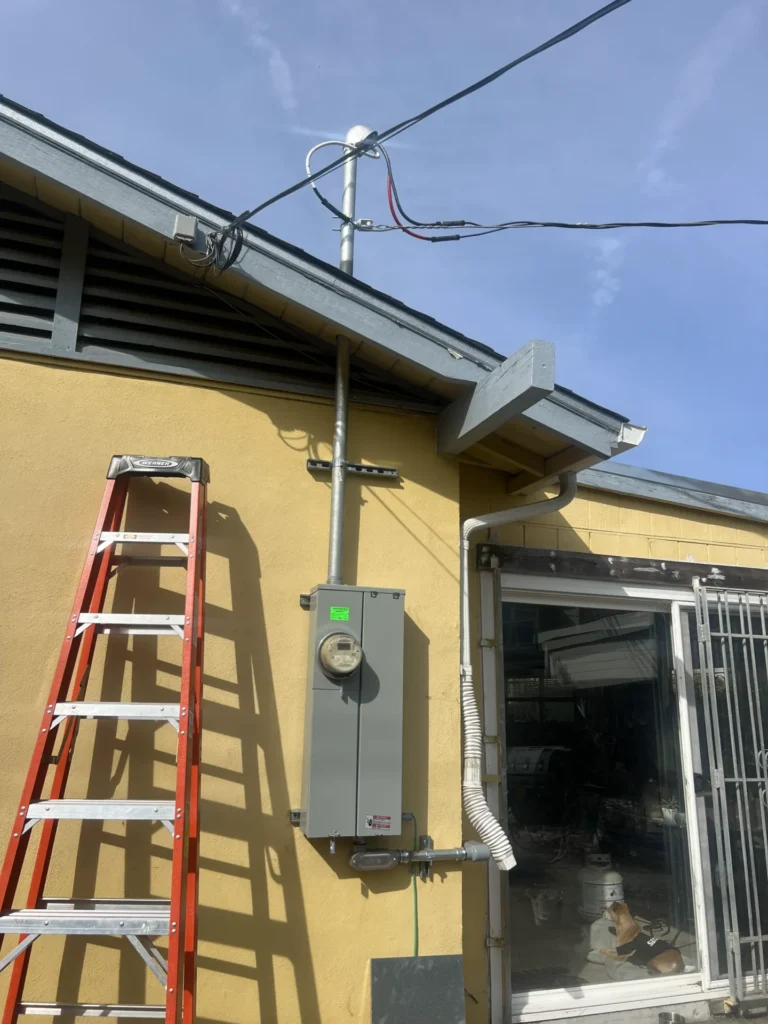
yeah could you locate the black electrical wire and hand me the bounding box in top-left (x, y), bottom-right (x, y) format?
top-left (207, 0), bottom-right (635, 269)
top-left (306, 141), bottom-right (353, 225)
top-left (374, 145), bottom-right (768, 241)
top-left (379, 145), bottom-right (480, 230)
top-left (179, 222), bottom-right (245, 271)
top-left (366, 218), bottom-right (768, 237)
top-left (376, 0), bottom-right (635, 150)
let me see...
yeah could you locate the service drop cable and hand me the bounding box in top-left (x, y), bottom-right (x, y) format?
top-left (374, 145), bottom-right (768, 241)
top-left (370, 216), bottom-right (768, 238)
top-left (206, 0), bottom-right (635, 268)
top-left (305, 139), bottom-right (353, 224)
top-left (307, 135), bottom-right (768, 245)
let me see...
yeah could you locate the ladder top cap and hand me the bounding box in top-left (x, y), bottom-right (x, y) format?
top-left (107, 455), bottom-right (210, 484)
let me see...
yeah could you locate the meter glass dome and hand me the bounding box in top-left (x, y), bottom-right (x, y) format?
top-left (319, 632), bottom-right (362, 676)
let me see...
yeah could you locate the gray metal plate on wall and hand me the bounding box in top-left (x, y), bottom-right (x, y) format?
top-left (371, 955), bottom-right (465, 1024)
top-left (300, 587), bottom-right (363, 838)
top-left (300, 584), bottom-right (405, 840)
top-left (356, 590), bottom-right (404, 837)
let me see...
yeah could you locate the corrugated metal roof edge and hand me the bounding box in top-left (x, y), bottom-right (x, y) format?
top-left (579, 463), bottom-right (768, 525)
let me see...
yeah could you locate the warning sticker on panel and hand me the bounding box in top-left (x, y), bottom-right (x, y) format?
top-left (365, 814), bottom-right (392, 831)
top-left (330, 606), bottom-right (350, 621)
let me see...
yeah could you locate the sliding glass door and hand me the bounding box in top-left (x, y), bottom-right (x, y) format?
top-left (502, 601), bottom-right (698, 992)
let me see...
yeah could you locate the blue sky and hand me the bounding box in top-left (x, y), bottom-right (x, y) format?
top-left (2, 0), bottom-right (767, 488)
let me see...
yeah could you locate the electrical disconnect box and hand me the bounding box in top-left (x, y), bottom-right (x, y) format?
top-left (300, 584), bottom-right (405, 840)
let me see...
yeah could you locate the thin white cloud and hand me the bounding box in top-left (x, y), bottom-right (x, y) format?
top-left (285, 125), bottom-right (421, 151)
top-left (641, 1), bottom-right (759, 196)
top-left (220, 0), bottom-right (297, 113)
top-left (287, 126), bottom-right (346, 142)
top-left (590, 238), bottom-right (624, 309)
top-left (587, 2), bottom-right (760, 311)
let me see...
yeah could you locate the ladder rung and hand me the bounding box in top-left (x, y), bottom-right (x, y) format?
top-left (53, 702), bottom-right (181, 721)
top-left (19, 1004), bottom-right (166, 1018)
top-left (0, 899), bottom-right (170, 935)
top-left (76, 613), bottom-right (185, 637)
top-left (112, 555), bottom-right (187, 569)
top-left (98, 532), bottom-right (189, 545)
top-left (97, 532), bottom-right (189, 555)
top-left (25, 800), bottom-right (175, 822)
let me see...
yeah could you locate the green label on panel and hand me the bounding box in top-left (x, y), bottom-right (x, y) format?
top-left (330, 606), bottom-right (350, 622)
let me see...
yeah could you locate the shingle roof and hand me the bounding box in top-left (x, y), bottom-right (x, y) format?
top-left (580, 462), bottom-right (768, 524)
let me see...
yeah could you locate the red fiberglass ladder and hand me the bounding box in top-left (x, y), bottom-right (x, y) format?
top-left (0, 455), bottom-right (208, 1024)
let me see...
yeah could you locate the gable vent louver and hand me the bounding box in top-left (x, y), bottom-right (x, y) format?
top-left (0, 200), bottom-right (60, 347)
top-left (0, 192), bottom-right (436, 410)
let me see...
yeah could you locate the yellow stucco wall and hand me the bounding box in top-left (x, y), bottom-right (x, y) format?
top-left (459, 463), bottom-right (768, 1023)
top-left (0, 355), bottom-right (463, 1024)
top-left (460, 463), bottom-right (768, 564)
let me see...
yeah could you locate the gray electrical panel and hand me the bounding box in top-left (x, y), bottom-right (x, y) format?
top-left (300, 583), bottom-right (405, 840)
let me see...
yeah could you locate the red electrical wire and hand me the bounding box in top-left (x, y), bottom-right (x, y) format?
top-left (386, 174), bottom-right (433, 241)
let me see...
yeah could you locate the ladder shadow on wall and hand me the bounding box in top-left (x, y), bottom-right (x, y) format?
top-left (53, 479), bottom-right (322, 1024)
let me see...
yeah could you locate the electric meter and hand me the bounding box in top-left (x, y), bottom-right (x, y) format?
top-left (301, 584), bottom-right (405, 840)
top-left (318, 632), bottom-right (363, 677)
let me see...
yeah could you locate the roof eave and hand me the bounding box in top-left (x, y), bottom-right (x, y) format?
top-left (0, 95), bottom-right (645, 480)
top-left (0, 99), bottom-right (496, 386)
top-left (579, 463), bottom-right (768, 524)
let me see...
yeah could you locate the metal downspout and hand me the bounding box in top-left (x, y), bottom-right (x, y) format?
top-left (459, 472), bottom-right (578, 870)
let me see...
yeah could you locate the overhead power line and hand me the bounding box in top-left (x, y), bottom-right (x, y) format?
top-left (369, 144), bottom-right (768, 241)
top-left (367, 0), bottom-right (635, 149)
top-left (205, 0), bottom-right (636, 270)
top-left (368, 217), bottom-right (768, 239)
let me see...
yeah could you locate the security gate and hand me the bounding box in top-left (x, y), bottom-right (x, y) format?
top-left (694, 579), bottom-right (768, 1003)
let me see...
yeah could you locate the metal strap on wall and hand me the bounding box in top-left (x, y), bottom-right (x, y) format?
top-left (694, 578), bottom-right (768, 1005)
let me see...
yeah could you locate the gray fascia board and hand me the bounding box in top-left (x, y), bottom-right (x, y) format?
top-left (437, 339), bottom-right (555, 454)
top-left (0, 102), bottom-right (646, 460)
top-left (520, 387), bottom-right (629, 459)
top-left (0, 105), bottom-right (491, 386)
top-left (580, 465), bottom-right (768, 524)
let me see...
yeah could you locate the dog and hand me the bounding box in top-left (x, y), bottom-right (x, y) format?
top-left (600, 901), bottom-right (684, 975)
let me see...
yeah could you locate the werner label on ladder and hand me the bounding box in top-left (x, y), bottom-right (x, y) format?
top-left (0, 455), bottom-right (209, 1024)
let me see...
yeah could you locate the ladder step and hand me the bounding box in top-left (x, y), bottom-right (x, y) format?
top-left (76, 613), bottom-right (185, 637)
top-left (98, 532), bottom-right (189, 545)
top-left (0, 899), bottom-right (170, 935)
top-left (19, 1003), bottom-right (166, 1018)
top-left (106, 454), bottom-right (208, 483)
top-left (97, 532), bottom-right (189, 556)
top-left (112, 555), bottom-right (187, 569)
top-left (26, 800), bottom-right (175, 822)
top-left (53, 702), bottom-right (181, 721)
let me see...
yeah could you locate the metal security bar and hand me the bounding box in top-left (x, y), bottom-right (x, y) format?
top-left (694, 580), bottom-right (768, 1003)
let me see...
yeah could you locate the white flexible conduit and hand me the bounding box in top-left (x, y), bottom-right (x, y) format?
top-left (460, 472), bottom-right (578, 870)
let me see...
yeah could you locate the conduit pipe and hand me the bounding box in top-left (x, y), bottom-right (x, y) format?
top-left (460, 472), bottom-right (578, 870)
top-left (349, 841), bottom-right (491, 872)
top-left (327, 335), bottom-right (350, 585)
